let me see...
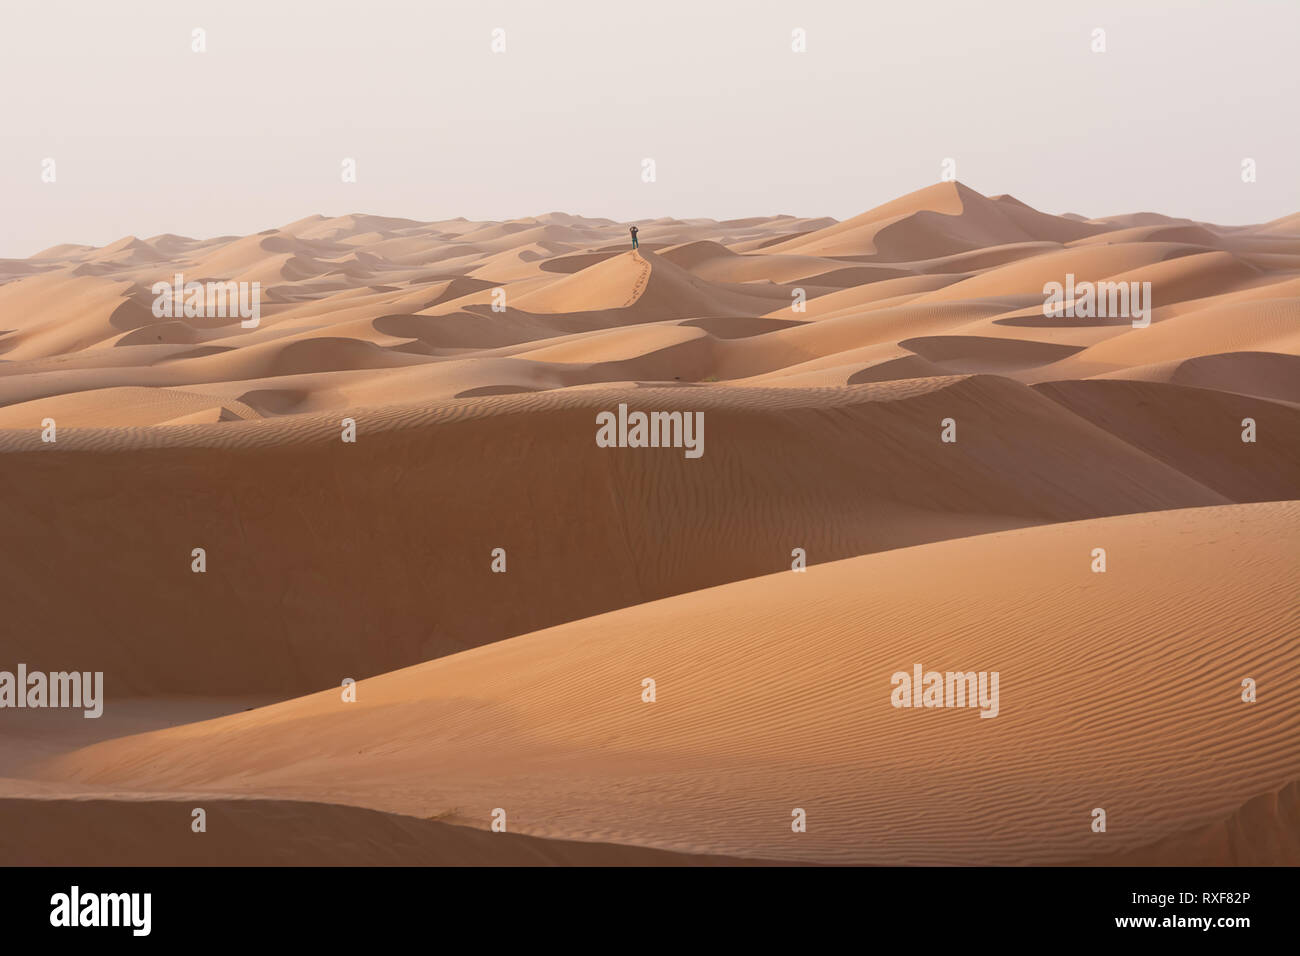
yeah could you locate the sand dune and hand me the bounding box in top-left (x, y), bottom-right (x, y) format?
top-left (1, 183), bottom-right (1296, 866)
top-left (3, 183), bottom-right (1295, 412)
top-left (32, 502), bottom-right (1300, 865)
top-left (763, 183), bottom-right (1104, 260)
top-left (0, 375), bottom-right (1231, 696)
top-left (1034, 379), bottom-right (1300, 502)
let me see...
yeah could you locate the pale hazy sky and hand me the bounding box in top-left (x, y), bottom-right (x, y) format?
top-left (2, 0), bottom-right (1297, 257)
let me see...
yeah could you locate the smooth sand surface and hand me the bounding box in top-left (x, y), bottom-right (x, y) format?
top-left (1, 183), bottom-right (1296, 864)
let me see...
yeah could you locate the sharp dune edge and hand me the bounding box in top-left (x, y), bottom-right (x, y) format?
top-left (1, 182), bottom-right (1296, 866)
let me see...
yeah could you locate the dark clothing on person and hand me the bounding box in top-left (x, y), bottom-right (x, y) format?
top-left (630, 226), bottom-right (639, 250)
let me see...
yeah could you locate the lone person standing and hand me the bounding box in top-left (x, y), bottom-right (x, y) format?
top-left (630, 225), bottom-right (639, 251)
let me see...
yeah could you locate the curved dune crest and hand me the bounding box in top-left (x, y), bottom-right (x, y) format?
top-left (0, 376), bottom-right (1232, 695)
top-left (38, 503), bottom-right (1300, 865)
top-left (764, 182), bottom-right (1103, 260)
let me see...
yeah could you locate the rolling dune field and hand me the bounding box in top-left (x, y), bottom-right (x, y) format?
top-left (1, 182), bottom-right (1296, 865)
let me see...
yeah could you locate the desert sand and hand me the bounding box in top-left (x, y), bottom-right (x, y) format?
top-left (1, 182), bottom-right (1296, 865)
